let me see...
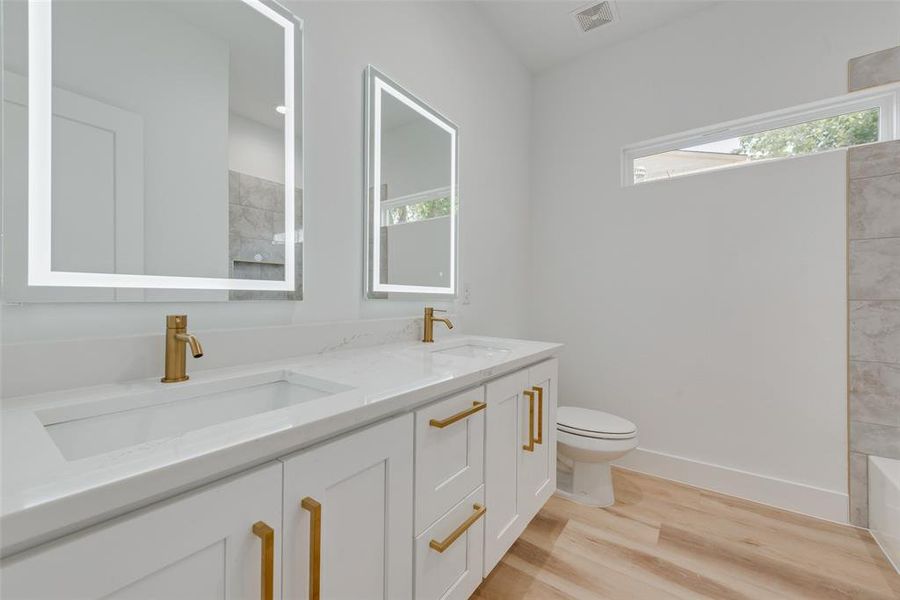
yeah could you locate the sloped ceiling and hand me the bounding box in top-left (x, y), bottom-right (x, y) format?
top-left (474, 1), bottom-right (717, 73)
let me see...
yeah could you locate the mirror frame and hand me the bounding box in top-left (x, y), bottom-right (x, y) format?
top-left (25, 0), bottom-right (302, 292)
top-left (364, 65), bottom-right (458, 298)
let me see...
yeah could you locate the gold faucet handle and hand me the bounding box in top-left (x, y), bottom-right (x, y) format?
top-left (166, 314), bottom-right (188, 329)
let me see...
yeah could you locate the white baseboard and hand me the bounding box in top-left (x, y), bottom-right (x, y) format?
top-left (613, 447), bottom-right (849, 524)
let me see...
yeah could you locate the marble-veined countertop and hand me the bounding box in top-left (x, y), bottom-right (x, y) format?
top-left (0, 335), bottom-right (561, 557)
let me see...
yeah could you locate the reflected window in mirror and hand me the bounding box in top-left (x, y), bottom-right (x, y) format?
top-left (365, 66), bottom-right (458, 298)
top-left (1, 0), bottom-right (303, 302)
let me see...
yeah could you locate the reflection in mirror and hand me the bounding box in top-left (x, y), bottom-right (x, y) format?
top-left (365, 66), bottom-right (457, 298)
top-left (1, 0), bottom-right (302, 302)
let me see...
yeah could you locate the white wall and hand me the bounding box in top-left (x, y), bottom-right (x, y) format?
top-left (50, 1), bottom-right (231, 280)
top-left (228, 113), bottom-right (298, 185)
top-left (528, 0), bottom-right (900, 521)
top-left (387, 216), bottom-right (451, 287)
top-left (1, 2), bottom-right (532, 393)
top-left (382, 117), bottom-right (451, 199)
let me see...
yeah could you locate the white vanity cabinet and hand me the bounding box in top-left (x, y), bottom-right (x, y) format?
top-left (0, 355), bottom-right (559, 600)
top-left (281, 414), bottom-right (414, 600)
top-left (0, 463), bottom-right (284, 600)
top-left (483, 359), bottom-right (558, 575)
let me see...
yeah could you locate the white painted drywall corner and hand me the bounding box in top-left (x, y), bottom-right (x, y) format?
top-left (527, 0), bottom-right (900, 520)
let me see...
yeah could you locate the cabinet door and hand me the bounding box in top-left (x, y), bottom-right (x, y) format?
top-left (483, 368), bottom-right (529, 576)
top-left (1, 463), bottom-right (283, 600)
top-left (518, 359), bottom-right (558, 521)
top-left (282, 414), bottom-right (414, 600)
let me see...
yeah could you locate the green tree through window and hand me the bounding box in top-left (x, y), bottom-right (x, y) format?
top-left (736, 108), bottom-right (879, 160)
top-left (385, 196), bottom-right (452, 225)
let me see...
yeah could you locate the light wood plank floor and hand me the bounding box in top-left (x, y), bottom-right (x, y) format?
top-left (474, 468), bottom-right (900, 600)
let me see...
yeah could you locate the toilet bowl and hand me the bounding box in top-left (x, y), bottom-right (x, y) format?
top-left (556, 406), bottom-right (638, 507)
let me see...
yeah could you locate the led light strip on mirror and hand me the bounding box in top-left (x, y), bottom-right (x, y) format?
top-left (26, 0), bottom-right (299, 291)
top-left (366, 66), bottom-right (458, 297)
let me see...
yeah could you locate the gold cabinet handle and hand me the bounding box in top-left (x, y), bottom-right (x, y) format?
top-left (523, 390), bottom-right (535, 452)
top-left (429, 401), bottom-right (486, 428)
top-left (301, 497), bottom-right (322, 600)
top-left (251, 521), bottom-right (274, 600)
top-left (429, 504), bottom-right (486, 553)
top-left (532, 386), bottom-right (544, 444)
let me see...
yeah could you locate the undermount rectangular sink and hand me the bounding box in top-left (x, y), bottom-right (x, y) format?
top-left (39, 371), bottom-right (352, 461)
top-left (431, 342), bottom-right (511, 359)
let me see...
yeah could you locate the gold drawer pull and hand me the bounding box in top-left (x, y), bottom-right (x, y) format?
top-left (429, 401), bottom-right (486, 428)
top-left (523, 390), bottom-right (535, 452)
top-left (429, 504), bottom-right (486, 553)
top-left (251, 521), bottom-right (274, 600)
top-left (532, 386), bottom-right (544, 444)
top-left (301, 497), bottom-right (322, 600)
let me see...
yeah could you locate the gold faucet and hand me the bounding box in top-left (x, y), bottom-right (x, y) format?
top-left (423, 307), bottom-right (454, 343)
top-left (161, 315), bottom-right (203, 383)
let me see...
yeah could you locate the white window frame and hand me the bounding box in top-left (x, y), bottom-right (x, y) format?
top-left (622, 83), bottom-right (900, 187)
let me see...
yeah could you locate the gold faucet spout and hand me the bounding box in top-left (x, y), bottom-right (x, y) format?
top-left (162, 315), bottom-right (203, 383)
top-left (434, 317), bottom-right (454, 330)
top-left (175, 333), bottom-right (204, 358)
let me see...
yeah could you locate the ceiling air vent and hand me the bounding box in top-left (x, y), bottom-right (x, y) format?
top-left (572, 1), bottom-right (617, 33)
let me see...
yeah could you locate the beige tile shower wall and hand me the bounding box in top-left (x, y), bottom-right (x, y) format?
top-left (847, 46), bottom-right (900, 528)
top-left (227, 170), bottom-right (303, 301)
top-left (848, 46), bottom-right (900, 92)
top-left (847, 139), bottom-right (900, 527)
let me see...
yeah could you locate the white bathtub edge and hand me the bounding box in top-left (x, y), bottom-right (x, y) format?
top-left (868, 455), bottom-right (900, 575)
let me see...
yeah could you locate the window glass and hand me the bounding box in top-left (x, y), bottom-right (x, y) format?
top-left (382, 195), bottom-right (451, 226)
top-left (633, 108), bottom-right (880, 184)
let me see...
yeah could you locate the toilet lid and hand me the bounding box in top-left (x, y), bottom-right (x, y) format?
top-left (557, 406), bottom-right (637, 439)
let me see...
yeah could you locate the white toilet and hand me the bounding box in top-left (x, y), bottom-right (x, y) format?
top-left (556, 406), bottom-right (638, 507)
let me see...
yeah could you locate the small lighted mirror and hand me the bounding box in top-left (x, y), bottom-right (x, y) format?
top-left (365, 66), bottom-right (458, 298)
top-left (1, 0), bottom-right (303, 302)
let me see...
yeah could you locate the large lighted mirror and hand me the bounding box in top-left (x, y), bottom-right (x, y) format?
top-left (365, 66), bottom-right (458, 298)
top-left (1, 0), bottom-right (302, 302)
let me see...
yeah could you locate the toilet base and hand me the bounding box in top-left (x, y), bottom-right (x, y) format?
top-left (556, 461), bottom-right (616, 508)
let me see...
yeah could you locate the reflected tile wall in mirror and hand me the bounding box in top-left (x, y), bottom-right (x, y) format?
top-left (228, 171), bottom-right (303, 301)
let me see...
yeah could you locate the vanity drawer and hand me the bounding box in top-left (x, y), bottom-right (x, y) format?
top-left (415, 485), bottom-right (485, 600)
top-left (415, 387), bottom-right (485, 534)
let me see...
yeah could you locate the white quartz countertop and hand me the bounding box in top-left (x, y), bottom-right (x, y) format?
top-left (0, 335), bottom-right (561, 557)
